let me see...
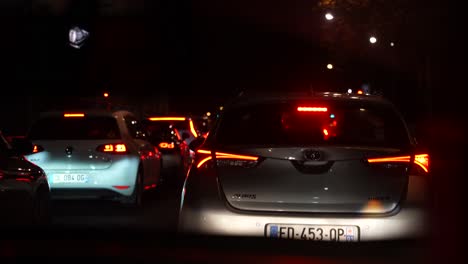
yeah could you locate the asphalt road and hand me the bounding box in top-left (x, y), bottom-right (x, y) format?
top-left (0, 170), bottom-right (452, 263)
top-left (51, 178), bottom-right (182, 232)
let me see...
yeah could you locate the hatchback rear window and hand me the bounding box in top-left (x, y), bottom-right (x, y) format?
top-left (215, 101), bottom-right (410, 148)
top-left (29, 116), bottom-right (121, 140)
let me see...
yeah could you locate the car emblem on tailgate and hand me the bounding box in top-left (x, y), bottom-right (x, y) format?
top-left (304, 149), bottom-right (322, 161)
top-left (65, 146), bottom-right (74, 156)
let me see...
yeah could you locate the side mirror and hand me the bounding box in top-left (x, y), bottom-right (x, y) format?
top-left (188, 136), bottom-right (205, 151)
top-left (11, 138), bottom-right (34, 155)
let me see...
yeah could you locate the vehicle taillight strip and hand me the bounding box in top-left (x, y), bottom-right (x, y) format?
top-left (148, 117), bottom-right (186, 121)
top-left (213, 152), bottom-right (258, 161)
top-left (414, 154), bottom-right (429, 173)
top-left (367, 156), bottom-right (411, 163)
top-left (196, 150), bottom-right (258, 168)
top-left (367, 154), bottom-right (429, 173)
top-left (189, 120), bottom-right (198, 138)
top-left (197, 157), bottom-right (213, 168)
top-left (197, 149), bottom-right (211, 154)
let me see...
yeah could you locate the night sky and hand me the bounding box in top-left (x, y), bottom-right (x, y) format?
top-left (0, 0), bottom-right (463, 136)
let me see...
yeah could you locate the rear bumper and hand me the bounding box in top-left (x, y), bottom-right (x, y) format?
top-left (178, 173), bottom-right (432, 241)
top-left (45, 157), bottom-right (140, 198)
top-left (179, 204), bottom-right (428, 241)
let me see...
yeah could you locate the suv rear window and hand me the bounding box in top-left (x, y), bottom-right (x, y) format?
top-left (29, 116), bottom-right (121, 140)
top-left (215, 101), bottom-right (410, 148)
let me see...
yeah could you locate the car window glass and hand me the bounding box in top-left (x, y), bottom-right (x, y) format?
top-left (216, 101), bottom-right (410, 148)
top-left (125, 116), bottom-right (147, 140)
top-left (28, 117), bottom-right (121, 140)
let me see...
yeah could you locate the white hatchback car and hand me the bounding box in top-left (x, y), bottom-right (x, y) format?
top-left (24, 110), bottom-right (161, 206)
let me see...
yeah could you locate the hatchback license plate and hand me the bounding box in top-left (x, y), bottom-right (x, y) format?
top-left (266, 224), bottom-right (359, 242)
top-left (53, 174), bottom-right (89, 183)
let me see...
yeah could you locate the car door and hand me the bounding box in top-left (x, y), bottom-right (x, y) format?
top-left (124, 115), bottom-right (160, 187)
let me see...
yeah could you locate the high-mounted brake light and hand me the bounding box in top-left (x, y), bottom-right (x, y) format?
top-left (64, 113), bottom-right (85, 117)
top-left (148, 117), bottom-right (186, 121)
top-left (297, 107), bottom-right (328, 112)
top-left (367, 154), bottom-right (429, 173)
top-left (97, 143), bottom-right (128, 154)
top-left (196, 149), bottom-right (259, 168)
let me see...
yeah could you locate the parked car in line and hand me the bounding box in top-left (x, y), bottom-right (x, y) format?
top-left (142, 121), bottom-right (192, 186)
top-left (178, 92), bottom-right (431, 242)
top-left (0, 130), bottom-right (51, 225)
top-left (24, 110), bottom-right (162, 207)
top-left (145, 116), bottom-right (200, 145)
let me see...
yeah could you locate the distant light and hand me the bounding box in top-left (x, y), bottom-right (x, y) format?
top-left (347, 89), bottom-right (352, 94)
top-left (327, 63), bottom-right (333, 70)
top-left (206, 112), bottom-right (211, 117)
top-left (330, 114), bottom-right (335, 119)
top-left (219, 106), bottom-right (224, 111)
top-left (69, 26), bottom-right (89, 49)
top-left (103, 92), bottom-right (109, 98)
top-left (390, 42), bottom-right (395, 47)
top-left (357, 90), bottom-right (364, 94)
top-left (369, 36), bottom-right (377, 44)
top-left (325, 13), bottom-right (334, 20)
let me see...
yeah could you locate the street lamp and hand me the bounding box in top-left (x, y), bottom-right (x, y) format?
top-left (325, 13), bottom-right (334, 21)
top-left (390, 42), bottom-right (395, 47)
top-left (69, 26), bottom-right (89, 49)
top-left (369, 36), bottom-right (377, 44)
top-left (327, 63), bottom-right (334, 70)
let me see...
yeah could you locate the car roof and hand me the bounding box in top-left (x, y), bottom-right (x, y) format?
top-left (38, 110), bottom-right (135, 119)
top-left (225, 91), bottom-right (393, 109)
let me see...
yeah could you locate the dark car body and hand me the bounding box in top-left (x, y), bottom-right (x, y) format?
top-left (0, 130), bottom-right (51, 225)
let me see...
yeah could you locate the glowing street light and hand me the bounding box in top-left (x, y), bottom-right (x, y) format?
top-left (369, 36), bottom-right (377, 44)
top-left (103, 92), bottom-right (109, 98)
top-left (325, 13), bottom-right (334, 21)
top-left (327, 63), bottom-right (334, 70)
top-left (390, 42), bottom-right (395, 47)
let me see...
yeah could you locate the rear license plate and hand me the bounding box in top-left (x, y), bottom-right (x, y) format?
top-left (53, 174), bottom-right (89, 184)
top-left (266, 224), bottom-right (359, 242)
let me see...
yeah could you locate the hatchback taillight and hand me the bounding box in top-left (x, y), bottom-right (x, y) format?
top-left (96, 143), bottom-right (128, 154)
top-left (196, 149), bottom-right (259, 169)
top-left (367, 153), bottom-right (429, 173)
top-left (32, 144), bottom-right (44, 154)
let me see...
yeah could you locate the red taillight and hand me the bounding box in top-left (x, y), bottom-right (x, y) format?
top-left (367, 153), bottom-right (430, 173)
top-left (159, 142), bottom-right (175, 149)
top-left (414, 154), bottom-right (429, 173)
top-left (32, 144), bottom-right (44, 153)
top-left (113, 185), bottom-right (130, 190)
top-left (97, 143), bottom-right (128, 154)
top-left (367, 156), bottom-right (411, 163)
top-left (297, 107), bottom-right (328, 112)
top-left (196, 149), bottom-right (259, 169)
